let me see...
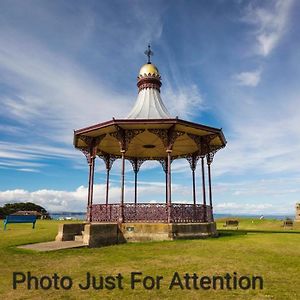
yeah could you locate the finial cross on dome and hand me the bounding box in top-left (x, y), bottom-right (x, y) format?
top-left (144, 44), bottom-right (153, 63)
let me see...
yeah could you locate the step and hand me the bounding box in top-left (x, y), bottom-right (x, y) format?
top-left (74, 235), bottom-right (83, 242)
top-left (18, 241), bottom-right (86, 252)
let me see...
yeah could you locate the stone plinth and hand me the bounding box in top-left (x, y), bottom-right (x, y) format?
top-left (56, 222), bottom-right (217, 248)
top-left (83, 223), bottom-right (122, 247)
top-left (121, 223), bottom-right (171, 242)
top-left (55, 223), bottom-right (85, 241)
top-left (171, 222), bottom-right (217, 239)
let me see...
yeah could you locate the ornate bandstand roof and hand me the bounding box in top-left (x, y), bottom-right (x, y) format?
top-left (74, 46), bottom-right (226, 161)
top-left (74, 118), bottom-right (226, 160)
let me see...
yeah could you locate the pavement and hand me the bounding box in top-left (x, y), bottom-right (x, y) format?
top-left (18, 240), bottom-right (86, 251)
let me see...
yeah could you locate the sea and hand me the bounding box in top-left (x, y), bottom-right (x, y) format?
top-left (49, 212), bottom-right (294, 221)
top-left (50, 212), bottom-right (86, 220)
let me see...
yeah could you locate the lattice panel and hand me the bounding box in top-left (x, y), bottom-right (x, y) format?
top-left (206, 206), bottom-right (213, 222)
top-left (91, 204), bottom-right (120, 222)
top-left (91, 203), bottom-right (212, 223)
top-left (123, 203), bottom-right (168, 223)
top-left (171, 204), bottom-right (206, 223)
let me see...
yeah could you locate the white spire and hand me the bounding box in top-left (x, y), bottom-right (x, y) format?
top-left (127, 45), bottom-right (172, 119)
top-left (127, 88), bottom-right (171, 119)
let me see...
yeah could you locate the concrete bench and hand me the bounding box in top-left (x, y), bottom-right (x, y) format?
top-left (3, 215), bottom-right (37, 230)
top-left (223, 219), bottom-right (239, 229)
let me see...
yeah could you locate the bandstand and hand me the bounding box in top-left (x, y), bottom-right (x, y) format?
top-left (68, 46), bottom-right (226, 245)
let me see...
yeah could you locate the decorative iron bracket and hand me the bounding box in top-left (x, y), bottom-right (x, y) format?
top-left (110, 126), bottom-right (144, 151)
top-left (206, 151), bottom-right (216, 165)
top-left (78, 135), bottom-right (105, 165)
top-left (167, 127), bottom-right (185, 150)
top-left (157, 157), bottom-right (174, 173)
top-left (206, 144), bottom-right (225, 165)
top-left (98, 152), bottom-right (117, 171)
top-left (188, 133), bottom-right (218, 155)
top-left (187, 133), bottom-right (202, 152)
top-left (186, 152), bottom-right (201, 171)
top-left (149, 126), bottom-right (185, 150)
top-left (128, 158), bottom-right (146, 174)
top-left (148, 129), bottom-right (168, 148)
top-left (202, 134), bottom-right (218, 154)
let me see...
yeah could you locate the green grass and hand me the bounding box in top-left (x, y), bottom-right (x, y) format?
top-left (0, 219), bottom-right (299, 299)
top-left (216, 217), bottom-right (300, 233)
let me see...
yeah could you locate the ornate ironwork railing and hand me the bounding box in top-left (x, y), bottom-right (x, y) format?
top-left (91, 204), bottom-right (120, 222)
top-left (91, 203), bottom-right (212, 223)
top-left (124, 203), bottom-right (168, 222)
top-left (171, 204), bottom-right (212, 223)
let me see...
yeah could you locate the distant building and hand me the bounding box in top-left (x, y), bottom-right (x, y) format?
top-left (296, 203), bottom-right (300, 222)
top-left (12, 211), bottom-right (44, 219)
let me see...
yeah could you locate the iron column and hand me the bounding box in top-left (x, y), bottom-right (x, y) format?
top-left (119, 150), bottom-right (125, 223)
top-left (201, 156), bottom-right (207, 222)
top-left (166, 150), bottom-right (172, 223)
top-left (207, 154), bottom-right (214, 222)
top-left (87, 155), bottom-right (95, 223)
top-left (192, 156), bottom-right (196, 206)
top-left (105, 168), bottom-right (110, 206)
top-left (134, 169), bottom-right (138, 205)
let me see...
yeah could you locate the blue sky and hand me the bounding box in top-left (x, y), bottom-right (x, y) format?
top-left (0, 0), bottom-right (299, 215)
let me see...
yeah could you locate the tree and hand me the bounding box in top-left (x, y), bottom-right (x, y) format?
top-left (0, 202), bottom-right (51, 219)
top-left (0, 207), bottom-right (5, 219)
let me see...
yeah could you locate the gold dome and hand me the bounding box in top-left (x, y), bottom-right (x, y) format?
top-left (139, 63), bottom-right (160, 77)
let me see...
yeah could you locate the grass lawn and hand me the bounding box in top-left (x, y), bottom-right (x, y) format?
top-left (216, 217), bottom-right (300, 232)
top-left (0, 219), bottom-right (299, 299)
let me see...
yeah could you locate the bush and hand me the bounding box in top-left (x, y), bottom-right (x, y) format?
top-left (0, 202), bottom-right (51, 219)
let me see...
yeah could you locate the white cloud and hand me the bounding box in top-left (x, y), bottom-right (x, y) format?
top-left (215, 202), bottom-right (277, 215)
top-left (0, 186), bottom-right (89, 212)
top-left (211, 176), bottom-right (299, 215)
top-left (0, 160), bottom-right (45, 169)
top-left (0, 141), bottom-right (80, 171)
top-left (163, 84), bottom-right (205, 119)
top-left (1, 179), bottom-right (296, 214)
top-left (212, 106), bottom-right (300, 177)
top-left (0, 30), bottom-right (135, 172)
top-left (0, 31), bottom-right (206, 171)
top-left (234, 70), bottom-right (261, 87)
top-left (243, 0), bottom-right (294, 56)
top-left (0, 141), bottom-right (77, 160)
top-left (0, 31), bottom-right (131, 142)
top-left (17, 168), bottom-right (41, 173)
top-left (0, 183), bottom-right (166, 212)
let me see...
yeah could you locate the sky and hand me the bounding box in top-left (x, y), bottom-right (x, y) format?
top-left (0, 0), bottom-right (300, 215)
